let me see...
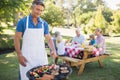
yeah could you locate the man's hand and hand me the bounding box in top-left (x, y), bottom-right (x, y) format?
top-left (39, 74), bottom-right (54, 80)
top-left (18, 54), bottom-right (27, 67)
top-left (14, 32), bottom-right (27, 66)
top-left (45, 34), bottom-right (58, 59)
top-left (51, 51), bottom-right (58, 59)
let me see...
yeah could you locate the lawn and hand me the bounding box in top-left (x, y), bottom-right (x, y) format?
top-left (0, 37), bottom-right (120, 80)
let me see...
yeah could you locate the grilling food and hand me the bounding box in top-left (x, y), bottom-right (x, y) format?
top-left (27, 64), bottom-right (71, 79)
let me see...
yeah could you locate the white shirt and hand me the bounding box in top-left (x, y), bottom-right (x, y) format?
top-left (72, 34), bottom-right (85, 44)
top-left (56, 41), bottom-right (65, 55)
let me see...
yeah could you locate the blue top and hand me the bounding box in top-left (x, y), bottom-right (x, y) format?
top-left (72, 34), bottom-right (85, 44)
top-left (16, 14), bottom-right (49, 36)
top-left (89, 39), bottom-right (96, 45)
top-left (53, 37), bottom-right (57, 51)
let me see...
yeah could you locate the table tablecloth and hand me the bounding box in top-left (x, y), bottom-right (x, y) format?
top-left (65, 45), bottom-right (102, 58)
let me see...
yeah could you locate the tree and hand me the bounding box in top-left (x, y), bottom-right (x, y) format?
top-left (41, 1), bottom-right (64, 27)
top-left (111, 10), bottom-right (120, 33)
top-left (76, 0), bottom-right (96, 13)
top-left (0, 0), bottom-right (32, 33)
top-left (71, 0), bottom-right (98, 27)
top-left (94, 5), bottom-right (108, 34)
top-left (0, 0), bottom-right (31, 24)
top-left (93, 0), bottom-right (105, 7)
top-left (102, 7), bottom-right (113, 23)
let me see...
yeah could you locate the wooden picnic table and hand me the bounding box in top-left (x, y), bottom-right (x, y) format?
top-left (58, 50), bottom-right (110, 75)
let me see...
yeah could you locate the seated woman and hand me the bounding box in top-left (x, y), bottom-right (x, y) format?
top-left (89, 34), bottom-right (96, 45)
top-left (95, 28), bottom-right (106, 55)
top-left (56, 36), bottom-right (66, 56)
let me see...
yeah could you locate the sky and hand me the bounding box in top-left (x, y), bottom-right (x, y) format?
top-left (104, 0), bottom-right (120, 10)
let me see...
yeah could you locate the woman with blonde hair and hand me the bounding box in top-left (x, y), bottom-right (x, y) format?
top-left (95, 28), bottom-right (106, 54)
top-left (56, 36), bottom-right (66, 56)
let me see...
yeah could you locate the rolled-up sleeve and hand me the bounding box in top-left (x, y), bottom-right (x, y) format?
top-left (16, 19), bottom-right (24, 33)
top-left (44, 22), bottom-right (49, 35)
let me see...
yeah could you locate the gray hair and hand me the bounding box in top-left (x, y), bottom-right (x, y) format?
top-left (54, 31), bottom-right (60, 37)
top-left (75, 28), bottom-right (81, 32)
top-left (32, 0), bottom-right (45, 8)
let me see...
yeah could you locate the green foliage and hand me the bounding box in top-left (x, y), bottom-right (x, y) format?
top-left (0, 35), bottom-right (14, 50)
top-left (77, 0), bottom-right (96, 13)
top-left (0, 0), bottom-right (31, 22)
top-left (102, 7), bottom-right (113, 23)
top-left (67, 0), bottom-right (113, 35)
top-left (82, 6), bottom-right (112, 35)
top-left (41, 1), bottom-right (64, 26)
top-left (111, 10), bottom-right (120, 33)
top-left (0, 0), bottom-right (32, 33)
top-left (93, 0), bottom-right (105, 7)
top-left (94, 5), bottom-right (108, 34)
top-left (0, 0), bottom-right (119, 37)
top-left (0, 27), bottom-right (4, 35)
top-left (78, 12), bottom-right (95, 25)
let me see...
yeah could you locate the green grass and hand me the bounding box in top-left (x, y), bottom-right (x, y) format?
top-left (0, 37), bottom-right (120, 80)
top-left (0, 52), bottom-right (18, 80)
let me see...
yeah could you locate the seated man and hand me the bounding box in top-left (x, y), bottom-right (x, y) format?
top-left (72, 29), bottom-right (85, 45)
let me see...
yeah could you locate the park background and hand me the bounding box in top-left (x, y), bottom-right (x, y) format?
top-left (0, 0), bottom-right (120, 80)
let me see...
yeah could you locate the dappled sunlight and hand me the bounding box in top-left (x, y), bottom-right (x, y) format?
top-left (3, 29), bottom-right (15, 35)
top-left (112, 59), bottom-right (120, 62)
top-left (106, 46), bottom-right (112, 49)
top-left (118, 48), bottom-right (120, 50)
top-left (106, 37), bottom-right (120, 44)
top-left (9, 64), bottom-right (16, 67)
top-left (112, 53), bottom-right (120, 57)
top-left (0, 60), bottom-right (9, 64)
top-left (6, 53), bottom-right (16, 58)
top-left (106, 50), bottom-right (112, 52)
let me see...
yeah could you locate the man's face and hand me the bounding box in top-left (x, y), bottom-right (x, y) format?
top-left (31, 5), bottom-right (44, 18)
top-left (76, 31), bottom-right (80, 37)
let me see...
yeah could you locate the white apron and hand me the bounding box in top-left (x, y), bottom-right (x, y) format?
top-left (20, 16), bottom-right (48, 80)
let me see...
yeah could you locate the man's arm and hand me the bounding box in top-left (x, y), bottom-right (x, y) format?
top-left (82, 35), bottom-right (86, 44)
top-left (14, 32), bottom-right (27, 66)
top-left (14, 32), bottom-right (22, 56)
top-left (71, 37), bottom-right (75, 44)
top-left (38, 74), bottom-right (54, 80)
top-left (45, 34), bottom-right (57, 59)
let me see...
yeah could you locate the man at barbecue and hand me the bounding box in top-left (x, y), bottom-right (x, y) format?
top-left (14, 0), bottom-right (57, 80)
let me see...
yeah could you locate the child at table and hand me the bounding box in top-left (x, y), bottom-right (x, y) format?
top-left (89, 34), bottom-right (96, 45)
top-left (56, 36), bottom-right (66, 56)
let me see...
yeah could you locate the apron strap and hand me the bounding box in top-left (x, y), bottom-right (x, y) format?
top-left (26, 16), bottom-right (44, 31)
top-left (26, 16), bottom-right (29, 29)
top-left (40, 18), bottom-right (44, 32)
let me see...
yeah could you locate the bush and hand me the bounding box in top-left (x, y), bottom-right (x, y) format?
top-left (0, 35), bottom-right (14, 51)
